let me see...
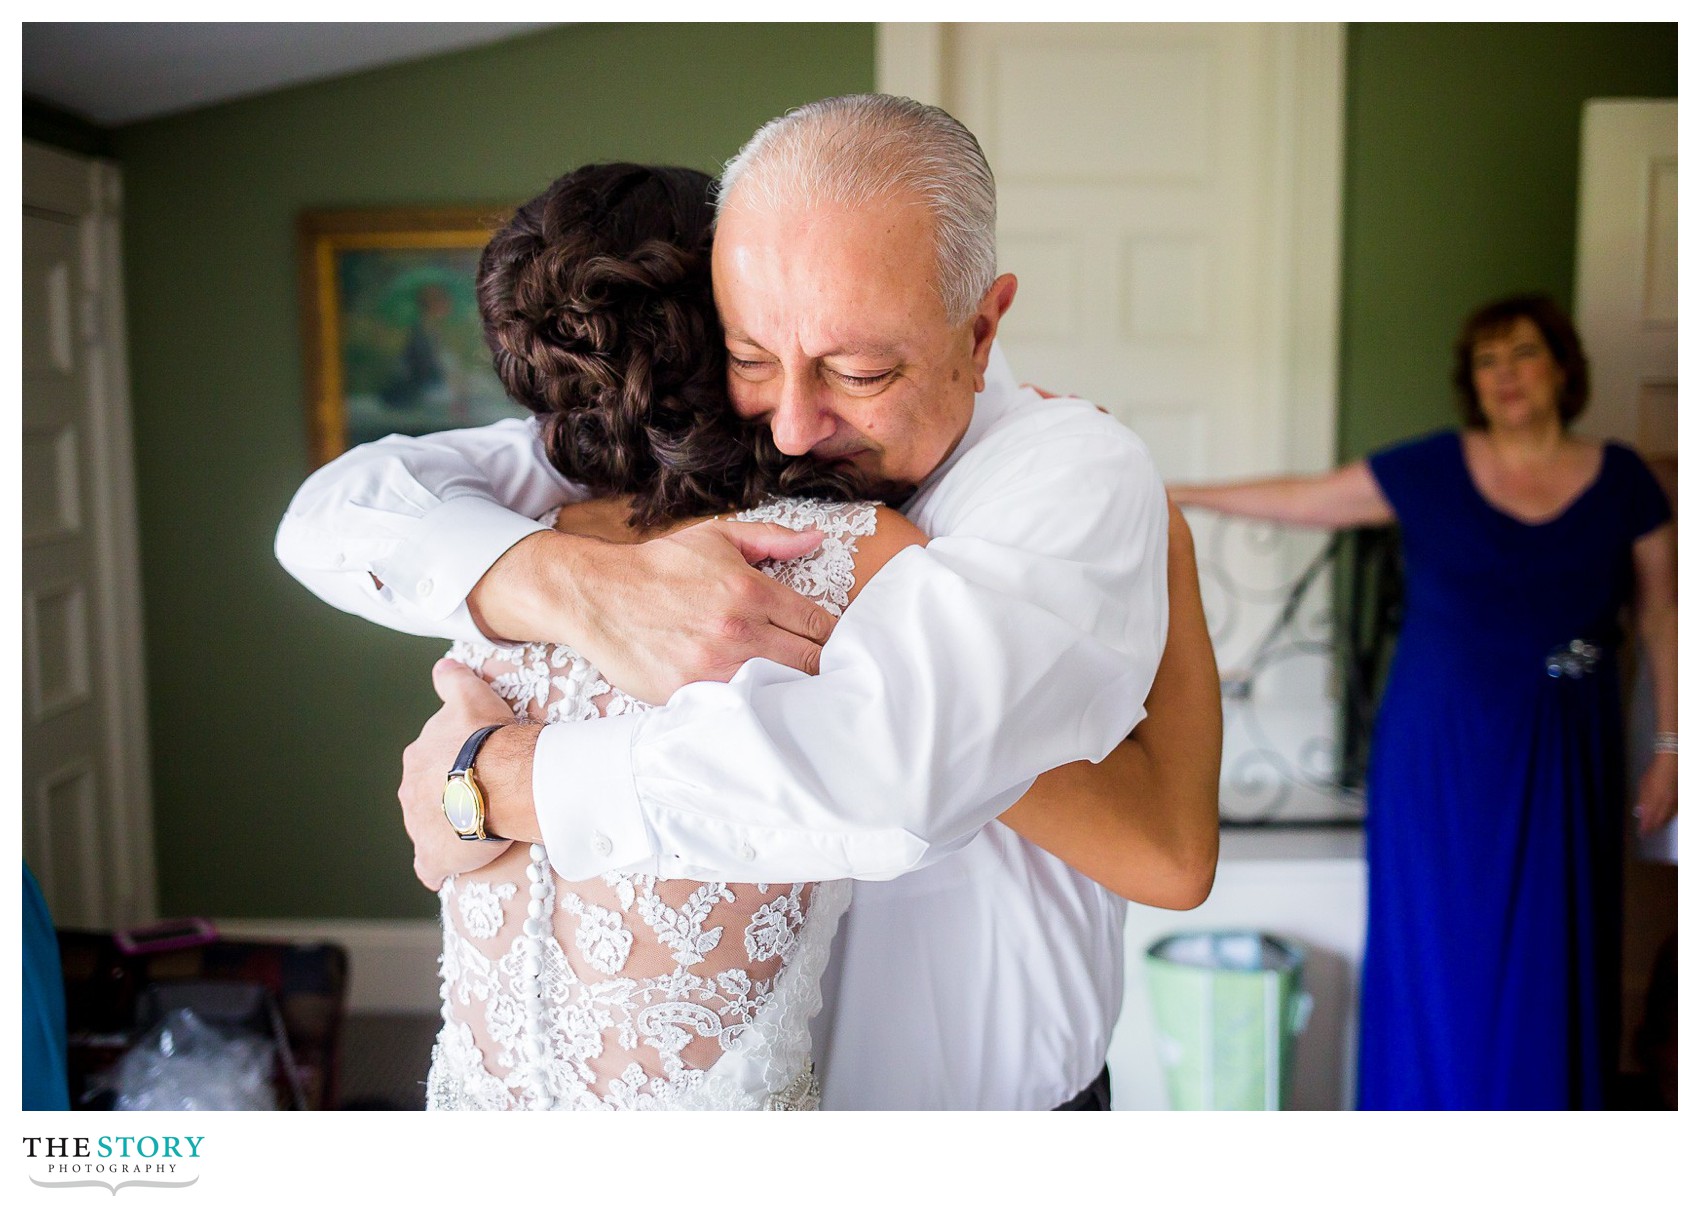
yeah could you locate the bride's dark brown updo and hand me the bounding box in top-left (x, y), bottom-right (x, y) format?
top-left (476, 162), bottom-right (865, 530)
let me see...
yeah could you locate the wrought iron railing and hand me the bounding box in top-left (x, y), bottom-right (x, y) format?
top-left (1189, 516), bottom-right (1401, 827)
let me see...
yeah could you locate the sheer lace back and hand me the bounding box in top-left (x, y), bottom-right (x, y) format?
top-left (427, 498), bottom-right (876, 1110)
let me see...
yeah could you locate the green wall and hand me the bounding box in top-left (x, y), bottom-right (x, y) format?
top-left (115, 23), bottom-right (875, 919)
top-left (1337, 23), bottom-right (1677, 459)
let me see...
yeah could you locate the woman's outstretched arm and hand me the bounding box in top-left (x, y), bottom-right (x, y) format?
top-left (1169, 461), bottom-right (1394, 530)
top-left (853, 502), bottom-right (1222, 910)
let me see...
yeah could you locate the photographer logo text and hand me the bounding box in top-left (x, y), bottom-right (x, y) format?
top-left (23, 1136), bottom-right (202, 1195)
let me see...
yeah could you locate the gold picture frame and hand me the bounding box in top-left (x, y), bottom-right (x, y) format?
top-left (296, 206), bottom-right (525, 467)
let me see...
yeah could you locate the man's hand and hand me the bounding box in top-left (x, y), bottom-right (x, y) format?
top-left (467, 519), bottom-right (837, 704)
top-left (400, 659), bottom-right (530, 891)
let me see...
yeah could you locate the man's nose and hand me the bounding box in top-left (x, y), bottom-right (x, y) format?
top-left (769, 375), bottom-right (836, 456)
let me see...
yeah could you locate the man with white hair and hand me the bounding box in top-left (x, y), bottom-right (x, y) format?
top-left (277, 94), bottom-right (1216, 1110)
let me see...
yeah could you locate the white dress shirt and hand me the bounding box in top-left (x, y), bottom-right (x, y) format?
top-left (276, 346), bottom-right (1168, 1109)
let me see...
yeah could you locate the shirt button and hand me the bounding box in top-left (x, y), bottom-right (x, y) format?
top-left (416, 578), bottom-right (434, 597)
top-left (333, 553), bottom-right (346, 567)
top-left (591, 832), bottom-right (612, 858)
top-left (738, 843), bottom-right (757, 862)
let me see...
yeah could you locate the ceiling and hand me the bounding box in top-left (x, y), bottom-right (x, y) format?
top-left (22, 22), bottom-right (559, 126)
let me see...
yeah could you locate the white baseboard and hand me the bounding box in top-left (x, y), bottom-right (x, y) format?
top-left (214, 918), bottom-right (441, 1015)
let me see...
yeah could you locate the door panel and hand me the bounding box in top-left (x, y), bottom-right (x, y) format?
top-left (934, 23), bottom-right (1349, 826)
top-left (23, 143), bottom-right (153, 929)
top-left (1571, 97), bottom-right (1678, 1082)
top-left (885, 21), bottom-right (1353, 1108)
top-left (1574, 101), bottom-right (1677, 457)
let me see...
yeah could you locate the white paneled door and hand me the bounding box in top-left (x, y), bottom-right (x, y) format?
top-left (880, 21), bottom-right (1350, 1106)
top-left (883, 23), bottom-right (1348, 826)
top-left (1573, 100), bottom-right (1677, 460)
top-left (930, 24), bottom-right (1340, 483)
top-left (23, 142), bottom-right (154, 929)
top-left (1571, 97), bottom-right (1678, 1078)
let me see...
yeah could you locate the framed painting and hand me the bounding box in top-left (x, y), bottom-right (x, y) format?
top-left (297, 206), bottom-right (528, 466)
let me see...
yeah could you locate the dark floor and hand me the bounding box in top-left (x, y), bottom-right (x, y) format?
top-left (337, 1012), bottom-right (438, 1110)
top-left (326, 1012), bottom-right (1675, 1112)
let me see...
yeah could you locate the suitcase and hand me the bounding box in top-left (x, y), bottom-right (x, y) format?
top-left (56, 928), bottom-right (349, 1111)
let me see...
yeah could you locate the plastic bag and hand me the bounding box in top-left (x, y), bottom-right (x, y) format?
top-left (112, 1006), bottom-right (277, 1111)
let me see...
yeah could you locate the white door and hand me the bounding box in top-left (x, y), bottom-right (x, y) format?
top-left (883, 22), bottom-right (1348, 825)
top-left (22, 141), bottom-right (156, 929)
top-left (1570, 97), bottom-right (1677, 1076)
top-left (1572, 100), bottom-right (1677, 858)
top-left (1573, 100), bottom-right (1676, 458)
top-left (881, 23), bottom-right (1356, 1108)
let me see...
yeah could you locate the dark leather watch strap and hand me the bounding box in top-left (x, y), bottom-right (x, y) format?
top-left (451, 723), bottom-right (507, 777)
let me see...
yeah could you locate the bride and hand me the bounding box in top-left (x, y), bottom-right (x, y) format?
top-left (420, 162), bottom-right (1218, 1110)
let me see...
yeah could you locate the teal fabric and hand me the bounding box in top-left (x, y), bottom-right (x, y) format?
top-left (23, 863), bottom-right (70, 1110)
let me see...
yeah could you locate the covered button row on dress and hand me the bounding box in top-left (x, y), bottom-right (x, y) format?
top-left (1545, 639), bottom-right (1601, 679)
top-left (519, 842), bottom-right (552, 1106)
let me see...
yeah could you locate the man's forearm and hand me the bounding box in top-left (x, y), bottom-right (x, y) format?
top-left (530, 423), bottom-right (1171, 884)
top-left (395, 402), bottom-right (1167, 890)
top-left (480, 723), bottom-right (544, 844)
top-left (464, 529), bottom-right (594, 646)
top-left (532, 589), bottom-right (1153, 881)
top-left (275, 419), bottom-right (576, 641)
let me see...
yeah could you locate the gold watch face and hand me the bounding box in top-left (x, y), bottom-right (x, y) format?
top-left (442, 773), bottom-right (484, 837)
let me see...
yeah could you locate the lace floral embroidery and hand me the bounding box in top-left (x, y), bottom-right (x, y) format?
top-left (455, 881), bottom-right (515, 941)
top-left (741, 496), bottom-right (877, 618)
top-left (429, 497), bottom-right (874, 1111)
top-left (746, 892), bottom-right (805, 963)
top-left (559, 892), bottom-right (633, 975)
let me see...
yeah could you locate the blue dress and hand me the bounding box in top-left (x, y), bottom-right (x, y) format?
top-left (1357, 431), bottom-right (1670, 1110)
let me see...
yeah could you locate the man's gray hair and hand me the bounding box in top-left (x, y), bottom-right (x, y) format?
top-left (718, 94), bottom-right (998, 326)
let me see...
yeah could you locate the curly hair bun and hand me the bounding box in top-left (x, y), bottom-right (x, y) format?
top-left (477, 162), bottom-right (869, 529)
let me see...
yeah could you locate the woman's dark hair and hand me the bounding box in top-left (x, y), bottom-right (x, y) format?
top-left (1450, 293), bottom-right (1590, 429)
top-left (476, 162), bottom-right (864, 529)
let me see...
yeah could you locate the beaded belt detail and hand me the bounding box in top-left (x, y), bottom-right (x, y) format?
top-left (766, 1062), bottom-right (822, 1111)
top-left (1545, 639), bottom-right (1601, 679)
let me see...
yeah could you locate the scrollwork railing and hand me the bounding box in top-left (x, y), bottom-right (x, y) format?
top-left (1189, 514), bottom-right (1400, 827)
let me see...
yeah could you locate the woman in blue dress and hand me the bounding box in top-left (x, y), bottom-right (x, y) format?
top-left (1171, 294), bottom-right (1676, 1109)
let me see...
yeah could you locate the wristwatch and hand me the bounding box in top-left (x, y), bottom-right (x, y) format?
top-left (442, 724), bottom-right (508, 841)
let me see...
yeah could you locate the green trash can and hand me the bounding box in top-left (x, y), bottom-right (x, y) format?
top-left (1144, 931), bottom-right (1313, 1110)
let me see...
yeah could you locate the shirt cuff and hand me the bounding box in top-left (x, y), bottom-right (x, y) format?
top-left (371, 496), bottom-right (549, 624)
top-left (533, 712), bottom-right (653, 879)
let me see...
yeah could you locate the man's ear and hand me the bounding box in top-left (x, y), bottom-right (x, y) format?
top-left (969, 274), bottom-right (1018, 392)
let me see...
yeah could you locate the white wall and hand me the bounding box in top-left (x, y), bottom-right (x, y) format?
top-left (1107, 828), bottom-right (1367, 1110)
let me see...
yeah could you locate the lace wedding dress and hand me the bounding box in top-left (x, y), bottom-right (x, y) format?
top-left (425, 498), bottom-right (876, 1111)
